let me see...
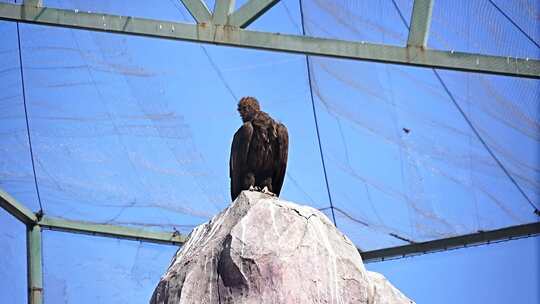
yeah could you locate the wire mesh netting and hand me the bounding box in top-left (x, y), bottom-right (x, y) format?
top-left (0, 209), bottom-right (27, 303)
top-left (42, 230), bottom-right (178, 304)
top-left (0, 0), bottom-right (539, 303)
top-left (311, 58), bottom-right (538, 245)
top-left (1, 20), bottom-right (330, 233)
top-left (301, 0), bottom-right (413, 46)
top-left (429, 0), bottom-right (540, 59)
top-left (301, 0), bottom-right (539, 244)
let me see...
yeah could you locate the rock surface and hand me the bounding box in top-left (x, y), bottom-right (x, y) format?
top-left (150, 191), bottom-right (414, 304)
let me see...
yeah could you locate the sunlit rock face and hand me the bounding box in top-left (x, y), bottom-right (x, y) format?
top-left (150, 191), bottom-right (414, 304)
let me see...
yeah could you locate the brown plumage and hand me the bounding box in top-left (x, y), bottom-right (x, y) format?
top-left (229, 97), bottom-right (289, 201)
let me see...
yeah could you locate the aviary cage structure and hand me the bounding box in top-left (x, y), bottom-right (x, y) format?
top-left (0, 0), bottom-right (539, 303)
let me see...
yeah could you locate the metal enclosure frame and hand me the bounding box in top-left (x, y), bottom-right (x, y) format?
top-left (1, 189), bottom-right (187, 304)
top-left (1, 1), bottom-right (539, 303)
top-left (0, 2), bottom-right (539, 78)
top-left (2, 188), bottom-right (539, 304)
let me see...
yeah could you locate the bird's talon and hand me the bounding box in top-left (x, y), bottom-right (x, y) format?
top-left (261, 186), bottom-right (276, 196)
top-left (248, 185), bottom-right (261, 192)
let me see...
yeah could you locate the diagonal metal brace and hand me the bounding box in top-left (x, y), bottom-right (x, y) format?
top-left (229, 0), bottom-right (280, 28)
top-left (179, 0), bottom-right (211, 24)
top-left (0, 188), bottom-right (37, 224)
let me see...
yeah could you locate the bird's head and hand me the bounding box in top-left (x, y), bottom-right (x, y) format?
top-left (237, 96), bottom-right (260, 122)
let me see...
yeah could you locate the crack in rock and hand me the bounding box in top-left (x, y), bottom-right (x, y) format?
top-left (218, 235), bottom-right (248, 289)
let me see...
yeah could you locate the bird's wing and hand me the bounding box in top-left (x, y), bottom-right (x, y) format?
top-left (272, 123), bottom-right (289, 196)
top-left (230, 122), bottom-right (254, 201)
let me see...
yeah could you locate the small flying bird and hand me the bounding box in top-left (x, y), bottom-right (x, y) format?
top-left (229, 97), bottom-right (289, 201)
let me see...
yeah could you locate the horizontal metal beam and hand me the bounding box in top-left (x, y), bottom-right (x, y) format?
top-left (38, 216), bottom-right (186, 245)
top-left (34, 216), bottom-right (540, 262)
top-left (229, 0), bottom-right (280, 28)
top-left (2, 185), bottom-right (538, 264)
top-left (0, 188), bottom-right (37, 224)
top-left (360, 222), bottom-right (540, 263)
top-left (0, 187), bottom-right (185, 245)
top-left (0, 3), bottom-right (537, 78)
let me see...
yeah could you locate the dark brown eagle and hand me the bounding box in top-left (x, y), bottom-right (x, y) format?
top-left (230, 97), bottom-right (289, 201)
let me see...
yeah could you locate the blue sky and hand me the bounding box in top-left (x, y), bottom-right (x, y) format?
top-left (0, 0), bottom-right (539, 303)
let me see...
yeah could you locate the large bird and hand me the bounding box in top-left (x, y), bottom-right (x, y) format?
top-left (230, 97), bottom-right (288, 201)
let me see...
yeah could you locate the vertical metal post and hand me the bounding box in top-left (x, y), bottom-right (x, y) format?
top-left (23, 0), bottom-right (43, 6)
top-left (407, 0), bottom-right (434, 47)
top-left (213, 0), bottom-right (235, 25)
top-left (27, 224), bottom-right (43, 304)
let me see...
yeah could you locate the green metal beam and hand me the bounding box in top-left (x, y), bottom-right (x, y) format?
top-left (179, 0), bottom-right (211, 24)
top-left (38, 216), bottom-right (186, 245)
top-left (2, 184), bottom-right (539, 266)
top-left (212, 0), bottom-right (235, 25)
top-left (0, 186), bottom-right (185, 245)
top-left (407, 0), bottom-right (434, 47)
top-left (27, 224), bottom-right (43, 304)
top-left (34, 215), bottom-right (540, 263)
top-left (0, 3), bottom-right (538, 78)
top-left (0, 188), bottom-right (37, 225)
top-left (229, 0), bottom-right (280, 28)
top-left (360, 222), bottom-right (540, 263)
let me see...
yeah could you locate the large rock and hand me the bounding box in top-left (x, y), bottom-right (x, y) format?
top-left (151, 191), bottom-right (414, 304)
